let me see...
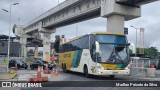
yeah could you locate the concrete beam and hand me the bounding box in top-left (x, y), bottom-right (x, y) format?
top-left (40, 28), bottom-right (56, 34)
top-left (16, 0), bottom-right (158, 34)
top-left (24, 0), bottom-right (100, 34)
top-left (100, 0), bottom-right (141, 33)
top-left (101, 0), bottom-right (141, 21)
top-left (116, 0), bottom-right (159, 6)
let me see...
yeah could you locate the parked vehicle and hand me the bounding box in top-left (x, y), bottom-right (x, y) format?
top-left (30, 60), bottom-right (53, 70)
top-left (9, 59), bottom-right (28, 69)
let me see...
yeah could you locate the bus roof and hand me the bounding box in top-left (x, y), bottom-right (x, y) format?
top-left (61, 32), bottom-right (125, 45)
top-left (61, 35), bottom-right (84, 45)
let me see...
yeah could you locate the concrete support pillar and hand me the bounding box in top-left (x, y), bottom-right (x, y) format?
top-left (107, 15), bottom-right (124, 33)
top-left (43, 33), bottom-right (51, 62)
top-left (34, 44), bottom-right (38, 58)
top-left (20, 36), bottom-right (27, 58)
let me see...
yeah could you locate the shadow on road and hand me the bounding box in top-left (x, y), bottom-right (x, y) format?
top-left (65, 70), bottom-right (124, 80)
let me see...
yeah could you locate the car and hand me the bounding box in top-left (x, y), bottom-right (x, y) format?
top-left (30, 60), bottom-right (53, 70)
top-left (9, 59), bottom-right (28, 69)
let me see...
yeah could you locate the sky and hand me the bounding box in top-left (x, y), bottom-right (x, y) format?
top-left (0, 0), bottom-right (160, 51)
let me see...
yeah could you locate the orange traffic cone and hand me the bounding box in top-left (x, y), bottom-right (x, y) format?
top-left (40, 66), bottom-right (43, 72)
top-left (15, 63), bottom-right (18, 70)
top-left (54, 69), bottom-right (58, 77)
top-left (37, 72), bottom-right (42, 78)
top-left (37, 66), bottom-right (42, 78)
top-left (45, 64), bottom-right (51, 74)
top-left (42, 76), bottom-right (48, 82)
top-left (52, 54), bottom-right (55, 61)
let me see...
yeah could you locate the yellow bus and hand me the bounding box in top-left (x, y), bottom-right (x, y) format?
top-left (59, 32), bottom-right (130, 78)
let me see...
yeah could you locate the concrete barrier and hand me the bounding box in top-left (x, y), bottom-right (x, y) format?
top-left (130, 67), bottom-right (156, 78)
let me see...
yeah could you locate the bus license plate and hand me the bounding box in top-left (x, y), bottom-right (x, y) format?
top-left (112, 72), bottom-right (118, 74)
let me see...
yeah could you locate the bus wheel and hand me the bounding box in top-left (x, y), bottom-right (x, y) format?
top-left (84, 66), bottom-right (89, 78)
top-left (62, 64), bottom-right (67, 73)
top-left (109, 75), bottom-right (115, 79)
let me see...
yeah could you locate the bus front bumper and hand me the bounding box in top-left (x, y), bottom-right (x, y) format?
top-left (95, 69), bottom-right (130, 76)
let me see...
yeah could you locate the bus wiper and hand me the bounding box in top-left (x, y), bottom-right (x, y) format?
top-left (108, 48), bottom-right (124, 63)
top-left (117, 54), bottom-right (124, 64)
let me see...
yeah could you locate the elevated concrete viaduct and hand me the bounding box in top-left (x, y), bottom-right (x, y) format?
top-left (13, 0), bottom-right (158, 61)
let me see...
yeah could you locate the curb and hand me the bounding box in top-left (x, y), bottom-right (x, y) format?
top-left (0, 69), bottom-right (17, 80)
top-left (0, 73), bottom-right (17, 80)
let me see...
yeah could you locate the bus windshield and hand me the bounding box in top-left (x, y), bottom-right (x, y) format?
top-left (96, 35), bottom-right (129, 64)
top-left (96, 34), bottom-right (126, 44)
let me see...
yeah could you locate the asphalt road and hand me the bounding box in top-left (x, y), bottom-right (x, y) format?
top-left (49, 69), bottom-right (131, 81)
top-left (15, 68), bottom-right (137, 81)
top-left (22, 69), bottom-right (160, 90)
top-left (0, 69), bottom-right (160, 90)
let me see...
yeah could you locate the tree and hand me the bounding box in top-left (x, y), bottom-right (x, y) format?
top-left (144, 47), bottom-right (159, 58)
top-left (158, 52), bottom-right (160, 56)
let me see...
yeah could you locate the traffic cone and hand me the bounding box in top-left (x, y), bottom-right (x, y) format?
top-left (36, 77), bottom-right (43, 83)
top-left (54, 69), bottom-right (58, 77)
top-left (38, 66), bottom-right (40, 72)
top-left (42, 76), bottom-right (48, 82)
top-left (45, 64), bottom-right (51, 74)
top-left (29, 78), bottom-right (37, 83)
top-left (15, 63), bottom-right (18, 71)
top-left (52, 54), bottom-right (55, 61)
top-left (37, 66), bottom-right (42, 78)
top-left (40, 67), bottom-right (43, 72)
top-left (45, 65), bottom-right (48, 73)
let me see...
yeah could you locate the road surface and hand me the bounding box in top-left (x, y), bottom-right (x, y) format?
top-left (0, 69), bottom-right (160, 90)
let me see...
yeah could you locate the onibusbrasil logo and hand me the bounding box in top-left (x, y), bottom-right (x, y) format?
top-left (1, 82), bottom-right (42, 87)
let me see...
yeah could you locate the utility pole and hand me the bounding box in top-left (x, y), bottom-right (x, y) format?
top-left (2, 2), bottom-right (19, 72)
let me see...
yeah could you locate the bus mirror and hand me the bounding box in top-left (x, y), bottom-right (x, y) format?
top-left (95, 41), bottom-right (100, 53)
top-left (127, 43), bottom-right (131, 47)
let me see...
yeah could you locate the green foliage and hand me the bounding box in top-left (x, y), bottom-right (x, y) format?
top-left (129, 46), bottom-right (159, 58)
top-left (136, 48), bottom-right (140, 54)
top-left (144, 47), bottom-right (159, 57)
top-left (158, 52), bottom-right (160, 56)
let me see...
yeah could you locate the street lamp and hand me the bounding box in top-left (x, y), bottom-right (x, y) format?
top-left (2, 2), bottom-right (19, 73)
top-left (58, 0), bottom-right (59, 5)
top-left (130, 25), bottom-right (140, 67)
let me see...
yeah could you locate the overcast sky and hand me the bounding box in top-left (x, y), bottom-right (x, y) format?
top-left (0, 0), bottom-right (160, 51)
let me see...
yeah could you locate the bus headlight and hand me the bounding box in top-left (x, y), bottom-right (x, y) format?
top-left (124, 65), bottom-right (130, 70)
top-left (97, 65), bottom-right (105, 70)
top-left (124, 67), bottom-right (129, 70)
